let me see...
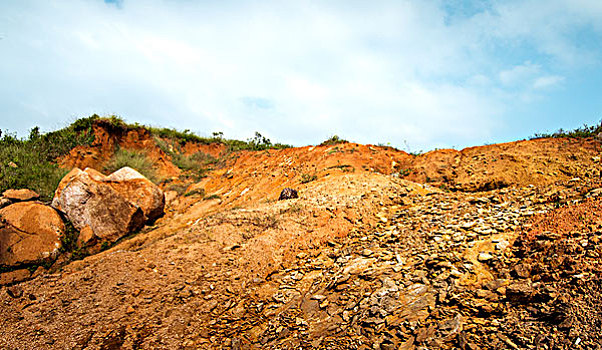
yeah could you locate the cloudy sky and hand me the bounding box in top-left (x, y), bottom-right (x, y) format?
top-left (1, 0), bottom-right (601, 151)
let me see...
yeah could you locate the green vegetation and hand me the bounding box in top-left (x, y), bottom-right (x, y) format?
top-left (228, 132), bottom-right (291, 152)
top-left (100, 242), bottom-right (110, 251)
top-left (531, 120), bottom-right (602, 139)
top-left (103, 148), bottom-right (159, 183)
top-left (398, 168), bottom-right (411, 177)
top-left (327, 164), bottom-right (354, 172)
top-left (165, 183), bottom-right (189, 195)
top-left (0, 116), bottom-right (96, 201)
top-left (59, 220), bottom-right (89, 261)
top-left (320, 135), bottom-right (348, 146)
top-left (154, 137), bottom-right (216, 181)
top-left (0, 114), bottom-right (294, 201)
top-left (184, 188), bottom-right (205, 197)
top-left (203, 194), bottom-right (221, 200)
top-left (327, 146), bottom-right (343, 154)
top-left (300, 173), bottom-right (318, 184)
top-left (100, 114), bottom-right (291, 151)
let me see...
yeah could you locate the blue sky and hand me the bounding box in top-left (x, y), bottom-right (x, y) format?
top-left (1, 0), bottom-right (601, 151)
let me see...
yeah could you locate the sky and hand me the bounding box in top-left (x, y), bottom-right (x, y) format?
top-left (1, 0), bottom-right (601, 151)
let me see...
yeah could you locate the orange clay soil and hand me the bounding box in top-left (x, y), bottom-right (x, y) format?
top-left (2, 122), bottom-right (602, 349)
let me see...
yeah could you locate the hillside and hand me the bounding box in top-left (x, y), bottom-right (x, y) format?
top-left (1, 117), bottom-right (602, 349)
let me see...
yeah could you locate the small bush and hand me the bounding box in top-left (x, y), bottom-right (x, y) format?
top-left (531, 120), bottom-right (602, 139)
top-left (103, 149), bottom-right (159, 183)
top-left (203, 194), bottom-right (221, 200)
top-left (320, 135), bottom-right (348, 146)
top-left (398, 168), bottom-right (411, 177)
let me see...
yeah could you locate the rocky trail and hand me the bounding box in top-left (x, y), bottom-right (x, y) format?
top-left (1, 121), bottom-right (602, 349)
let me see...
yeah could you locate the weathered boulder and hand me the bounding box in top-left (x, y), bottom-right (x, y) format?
top-left (52, 168), bottom-right (146, 244)
top-left (106, 167), bottom-right (165, 222)
top-left (0, 202), bottom-right (64, 267)
top-left (2, 189), bottom-right (39, 202)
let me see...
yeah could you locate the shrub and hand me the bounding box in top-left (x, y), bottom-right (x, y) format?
top-left (320, 135), bottom-right (348, 146)
top-left (531, 120), bottom-right (602, 139)
top-left (398, 168), bottom-right (411, 177)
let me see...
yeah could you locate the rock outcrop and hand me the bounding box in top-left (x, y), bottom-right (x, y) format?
top-left (52, 168), bottom-right (145, 244)
top-left (0, 189), bottom-right (40, 210)
top-left (106, 167), bottom-right (165, 222)
top-left (51, 167), bottom-right (164, 245)
top-left (0, 202), bottom-right (64, 267)
top-left (1, 189), bottom-right (39, 202)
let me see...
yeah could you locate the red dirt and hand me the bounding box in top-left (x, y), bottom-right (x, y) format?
top-left (58, 122), bottom-right (180, 179)
top-left (2, 122), bottom-right (602, 349)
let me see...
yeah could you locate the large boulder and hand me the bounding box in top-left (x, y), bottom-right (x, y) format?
top-left (52, 168), bottom-right (146, 244)
top-left (0, 202), bottom-right (64, 267)
top-left (106, 167), bottom-right (165, 222)
top-left (51, 167), bottom-right (164, 245)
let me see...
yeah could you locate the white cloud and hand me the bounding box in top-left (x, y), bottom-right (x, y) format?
top-left (533, 75), bottom-right (565, 89)
top-left (499, 62), bottom-right (541, 86)
top-left (0, 0), bottom-right (600, 150)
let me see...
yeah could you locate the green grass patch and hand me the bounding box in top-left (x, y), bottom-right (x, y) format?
top-left (0, 116), bottom-right (96, 201)
top-left (300, 173), bottom-right (318, 184)
top-left (184, 188), bottom-right (205, 197)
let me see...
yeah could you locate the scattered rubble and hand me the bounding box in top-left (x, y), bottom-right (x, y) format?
top-left (1, 133), bottom-right (601, 349)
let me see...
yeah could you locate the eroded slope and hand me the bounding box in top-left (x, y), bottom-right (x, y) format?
top-left (1, 130), bottom-right (601, 349)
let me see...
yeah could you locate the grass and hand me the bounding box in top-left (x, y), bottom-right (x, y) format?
top-left (327, 146), bottom-right (342, 154)
top-left (103, 148), bottom-right (159, 183)
top-left (103, 114), bottom-right (291, 151)
top-left (203, 194), bottom-right (221, 200)
top-left (165, 183), bottom-right (189, 195)
top-left (0, 116), bottom-right (96, 201)
top-left (59, 219), bottom-right (90, 261)
top-left (154, 137), bottom-right (216, 181)
top-left (300, 173), bottom-right (317, 184)
top-left (531, 120), bottom-right (602, 139)
top-left (184, 188), bottom-right (205, 197)
top-left (398, 168), bottom-right (411, 177)
top-left (327, 164), bottom-right (354, 172)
